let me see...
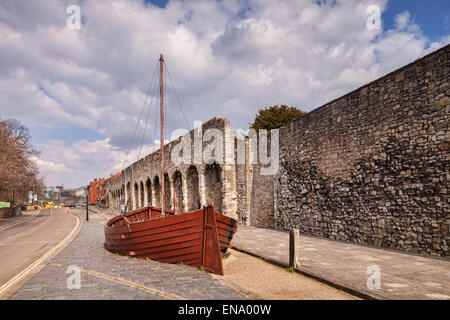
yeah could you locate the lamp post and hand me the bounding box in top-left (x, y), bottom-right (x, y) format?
top-left (86, 185), bottom-right (90, 221)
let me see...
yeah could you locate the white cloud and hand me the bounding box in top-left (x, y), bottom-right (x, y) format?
top-left (0, 0), bottom-right (448, 187)
top-left (33, 137), bottom-right (159, 187)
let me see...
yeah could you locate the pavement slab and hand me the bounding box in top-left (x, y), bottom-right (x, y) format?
top-left (10, 209), bottom-right (247, 300)
top-left (231, 225), bottom-right (450, 300)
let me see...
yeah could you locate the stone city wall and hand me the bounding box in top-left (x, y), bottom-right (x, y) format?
top-left (105, 116), bottom-right (241, 221)
top-left (276, 44), bottom-right (450, 257)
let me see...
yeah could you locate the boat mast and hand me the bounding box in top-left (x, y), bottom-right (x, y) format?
top-left (159, 54), bottom-right (165, 215)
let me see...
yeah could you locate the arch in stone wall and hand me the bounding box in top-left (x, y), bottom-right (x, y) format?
top-left (146, 178), bottom-right (151, 206)
top-left (153, 176), bottom-right (161, 207)
top-left (186, 166), bottom-right (200, 211)
top-left (205, 163), bottom-right (223, 214)
top-left (134, 182), bottom-right (139, 210)
top-left (164, 173), bottom-right (171, 209)
top-left (126, 182), bottom-right (131, 208)
top-left (172, 170), bottom-right (183, 212)
top-left (120, 185), bottom-right (124, 207)
top-left (140, 181), bottom-right (144, 208)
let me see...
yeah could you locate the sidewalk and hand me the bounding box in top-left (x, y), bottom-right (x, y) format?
top-left (231, 225), bottom-right (450, 300)
top-left (10, 209), bottom-right (247, 300)
top-left (0, 210), bottom-right (40, 230)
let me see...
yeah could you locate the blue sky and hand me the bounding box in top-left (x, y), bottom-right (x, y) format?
top-left (144, 0), bottom-right (169, 8)
top-left (382, 0), bottom-right (450, 42)
top-left (0, 0), bottom-right (448, 187)
top-left (143, 0), bottom-right (450, 42)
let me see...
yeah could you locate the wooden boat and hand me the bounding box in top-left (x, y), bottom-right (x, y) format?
top-left (104, 54), bottom-right (238, 275)
top-left (104, 205), bottom-right (237, 275)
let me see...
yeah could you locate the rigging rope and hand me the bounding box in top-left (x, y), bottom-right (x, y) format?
top-left (164, 63), bottom-right (167, 145)
top-left (119, 58), bottom-right (189, 212)
top-left (164, 61), bottom-right (191, 131)
top-left (121, 61), bottom-right (159, 171)
top-left (152, 91), bottom-right (159, 153)
top-left (137, 71), bottom-right (159, 161)
top-left (121, 58), bottom-right (189, 185)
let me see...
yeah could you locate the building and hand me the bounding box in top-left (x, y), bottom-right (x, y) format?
top-left (42, 186), bottom-right (54, 199)
top-left (89, 178), bottom-right (106, 206)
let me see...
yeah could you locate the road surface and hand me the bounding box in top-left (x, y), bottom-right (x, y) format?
top-left (0, 208), bottom-right (80, 299)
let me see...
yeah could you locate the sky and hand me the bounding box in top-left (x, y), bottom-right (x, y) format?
top-left (0, 0), bottom-right (449, 188)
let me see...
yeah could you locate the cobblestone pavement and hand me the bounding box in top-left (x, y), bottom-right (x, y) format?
top-left (232, 225), bottom-right (450, 300)
top-left (10, 209), bottom-right (246, 300)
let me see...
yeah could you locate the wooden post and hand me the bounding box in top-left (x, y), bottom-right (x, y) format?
top-left (289, 228), bottom-right (300, 269)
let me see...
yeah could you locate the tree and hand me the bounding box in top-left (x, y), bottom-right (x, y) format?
top-left (250, 105), bottom-right (306, 131)
top-left (0, 118), bottom-right (43, 204)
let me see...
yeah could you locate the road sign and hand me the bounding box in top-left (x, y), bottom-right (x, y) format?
top-left (28, 191), bottom-right (33, 200)
top-left (33, 194), bottom-right (38, 201)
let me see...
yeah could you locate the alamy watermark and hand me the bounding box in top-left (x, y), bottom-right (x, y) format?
top-left (366, 4), bottom-right (382, 30)
top-left (66, 265), bottom-right (81, 290)
top-left (66, 5), bottom-right (81, 30)
top-left (170, 121), bottom-right (279, 176)
top-left (366, 264), bottom-right (381, 290)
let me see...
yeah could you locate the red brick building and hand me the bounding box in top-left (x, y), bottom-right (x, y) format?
top-left (89, 178), bottom-right (106, 205)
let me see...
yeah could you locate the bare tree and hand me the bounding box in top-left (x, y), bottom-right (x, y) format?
top-left (0, 118), bottom-right (43, 205)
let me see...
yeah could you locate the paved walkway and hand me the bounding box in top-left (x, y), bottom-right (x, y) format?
top-left (10, 209), bottom-right (247, 300)
top-left (231, 225), bottom-right (450, 300)
top-left (0, 210), bottom-right (40, 229)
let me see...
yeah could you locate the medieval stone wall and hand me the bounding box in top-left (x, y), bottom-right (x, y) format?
top-left (105, 116), bottom-right (240, 221)
top-left (276, 44), bottom-right (450, 257)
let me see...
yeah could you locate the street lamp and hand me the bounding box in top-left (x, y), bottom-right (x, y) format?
top-left (86, 185), bottom-right (90, 221)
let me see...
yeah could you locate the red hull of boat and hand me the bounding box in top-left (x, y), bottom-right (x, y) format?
top-left (104, 205), bottom-right (237, 275)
